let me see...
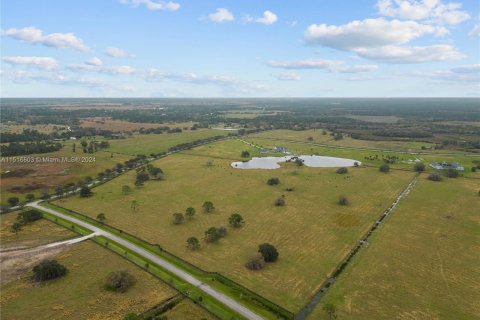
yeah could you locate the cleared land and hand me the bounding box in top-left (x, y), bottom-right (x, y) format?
top-left (0, 238), bottom-right (211, 320)
top-left (311, 177), bottom-right (480, 319)
top-left (54, 138), bottom-right (415, 311)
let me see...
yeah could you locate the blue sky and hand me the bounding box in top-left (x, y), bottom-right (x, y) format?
top-left (1, 0), bottom-right (479, 97)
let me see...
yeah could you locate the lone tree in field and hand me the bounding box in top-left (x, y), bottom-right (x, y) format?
top-left (130, 200), bottom-right (139, 212)
top-left (204, 227), bottom-right (220, 243)
top-left (228, 213), bottom-right (244, 228)
top-left (336, 167), bottom-right (348, 174)
top-left (187, 236), bottom-right (200, 250)
top-left (245, 254), bottom-right (266, 270)
top-left (185, 207), bottom-right (196, 219)
top-left (275, 196), bottom-right (286, 206)
top-left (322, 302), bottom-right (337, 320)
top-left (7, 197), bottom-right (19, 207)
top-left (258, 243), bottom-right (279, 262)
top-left (122, 185), bottom-right (132, 195)
top-left (267, 177), bottom-right (280, 186)
top-left (26, 193), bottom-right (35, 202)
top-left (32, 260), bottom-right (68, 282)
top-left (11, 222), bottom-right (22, 235)
top-left (172, 213), bottom-right (185, 225)
top-left (379, 163), bottom-right (390, 173)
top-left (105, 270), bottom-right (136, 293)
top-left (414, 162), bottom-right (426, 172)
top-left (428, 172), bottom-right (442, 181)
top-left (96, 213), bottom-right (106, 222)
top-left (241, 150), bottom-right (250, 158)
top-left (338, 195), bottom-right (348, 206)
top-left (79, 186), bottom-right (92, 198)
top-left (202, 201), bottom-right (215, 213)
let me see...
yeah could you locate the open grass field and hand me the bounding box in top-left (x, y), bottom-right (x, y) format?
top-left (54, 138), bottom-right (416, 311)
top-left (105, 129), bottom-right (231, 156)
top-left (1, 129), bottom-right (230, 206)
top-left (0, 238), bottom-right (215, 320)
top-left (80, 118), bottom-right (197, 132)
top-left (311, 177), bottom-right (480, 320)
top-left (0, 212), bottom-right (76, 249)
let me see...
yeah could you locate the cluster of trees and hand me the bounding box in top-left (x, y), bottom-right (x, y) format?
top-left (32, 260), bottom-right (67, 282)
top-left (138, 126), bottom-right (183, 134)
top-left (11, 209), bottom-right (43, 234)
top-left (0, 128), bottom-right (51, 143)
top-left (186, 213), bottom-right (244, 250)
top-left (379, 164), bottom-right (390, 173)
top-left (241, 150), bottom-right (250, 158)
top-left (135, 164), bottom-right (163, 186)
top-left (1, 141), bottom-right (62, 156)
top-left (246, 243), bottom-right (279, 270)
top-left (77, 139), bottom-right (110, 153)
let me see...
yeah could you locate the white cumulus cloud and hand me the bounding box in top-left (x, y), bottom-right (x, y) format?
top-left (1, 26), bottom-right (89, 51)
top-left (304, 18), bottom-right (437, 50)
top-left (207, 8), bottom-right (235, 23)
top-left (105, 47), bottom-right (129, 58)
top-left (120, 0), bottom-right (180, 11)
top-left (2, 56), bottom-right (59, 70)
top-left (256, 10), bottom-right (278, 25)
top-left (86, 57), bottom-right (103, 66)
top-left (377, 0), bottom-right (470, 25)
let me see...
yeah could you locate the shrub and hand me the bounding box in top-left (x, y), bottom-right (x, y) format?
top-left (172, 213), bottom-right (185, 225)
top-left (245, 254), bottom-right (266, 270)
top-left (105, 270), bottom-right (136, 293)
top-left (336, 167), bottom-right (348, 174)
top-left (204, 227), bottom-right (220, 243)
top-left (445, 168), bottom-right (459, 178)
top-left (33, 260), bottom-right (67, 282)
top-left (202, 201), bottom-right (214, 213)
top-left (258, 243), bottom-right (279, 262)
top-left (414, 162), bottom-right (426, 172)
top-left (267, 177), bottom-right (280, 185)
top-left (186, 236), bottom-right (200, 250)
top-left (428, 172), bottom-right (442, 181)
top-left (7, 197), bottom-right (19, 207)
top-left (79, 186), bottom-right (92, 197)
top-left (338, 195), bottom-right (348, 205)
top-left (228, 213), bottom-right (244, 228)
top-left (185, 207), bottom-right (196, 218)
top-left (274, 197), bottom-right (285, 206)
top-left (241, 150), bottom-right (250, 158)
top-left (17, 210), bottom-right (42, 224)
top-left (379, 164), bottom-right (390, 173)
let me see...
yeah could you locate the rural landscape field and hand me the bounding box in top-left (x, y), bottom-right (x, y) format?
top-left (1, 0), bottom-right (480, 319)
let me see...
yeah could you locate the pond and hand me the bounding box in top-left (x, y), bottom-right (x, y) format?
top-left (231, 155), bottom-right (361, 169)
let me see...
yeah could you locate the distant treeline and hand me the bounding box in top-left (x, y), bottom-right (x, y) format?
top-left (1, 142), bottom-right (63, 157)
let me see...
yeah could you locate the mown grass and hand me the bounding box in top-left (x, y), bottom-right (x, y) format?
top-left (55, 138), bottom-right (415, 311)
top-left (312, 177), bottom-right (480, 319)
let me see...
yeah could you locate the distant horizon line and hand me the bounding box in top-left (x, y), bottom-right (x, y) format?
top-left (1, 96), bottom-right (479, 99)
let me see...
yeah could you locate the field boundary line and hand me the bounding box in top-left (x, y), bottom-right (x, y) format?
top-left (294, 174), bottom-right (419, 320)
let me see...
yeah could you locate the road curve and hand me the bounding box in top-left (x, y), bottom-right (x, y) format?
top-left (27, 201), bottom-right (264, 320)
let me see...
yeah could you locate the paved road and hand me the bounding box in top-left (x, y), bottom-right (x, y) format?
top-left (27, 201), bottom-right (263, 320)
